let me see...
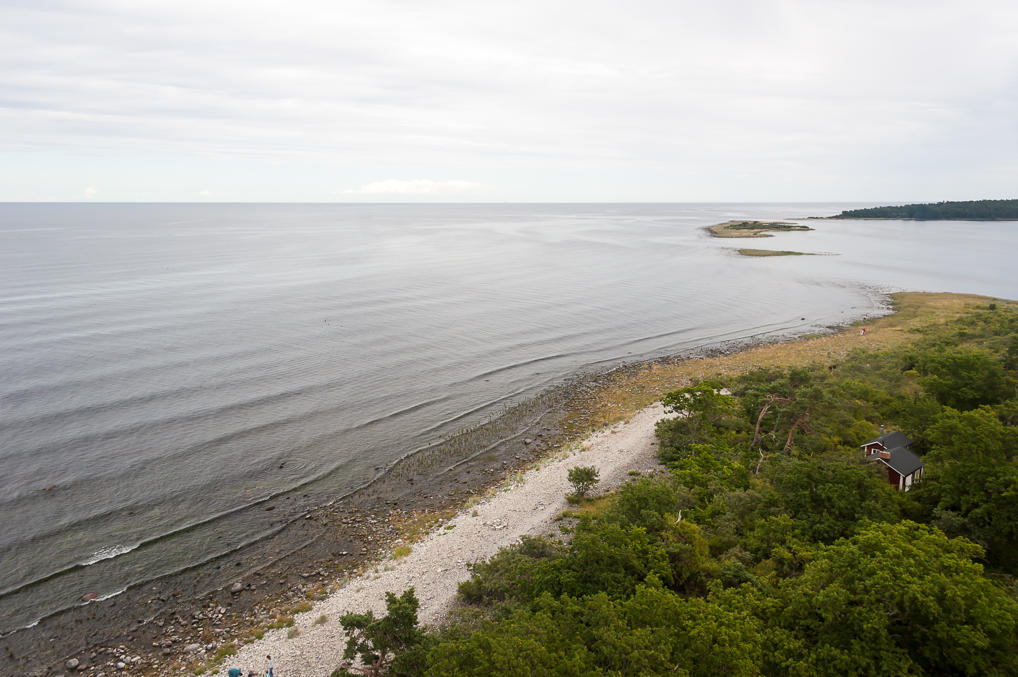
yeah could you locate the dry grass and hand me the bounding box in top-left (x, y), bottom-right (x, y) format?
top-left (394, 508), bottom-right (457, 543)
top-left (559, 292), bottom-right (1009, 433)
top-left (557, 494), bottom-right (614, 520)
top-left (267, 614), bottom-right (295, 630)
top-left (290, 600), bottom-right (313, 614)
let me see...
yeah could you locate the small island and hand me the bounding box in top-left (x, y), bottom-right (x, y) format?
top-left (830, 199), bottom-right (1018, 221)
top-left (737, 248), bottom-right (812, 257)
top-left (708, 220), bottom-right (813, 238)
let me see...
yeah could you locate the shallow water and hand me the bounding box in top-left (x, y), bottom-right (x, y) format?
top-left (1, 202), bottom-right (1015, 632)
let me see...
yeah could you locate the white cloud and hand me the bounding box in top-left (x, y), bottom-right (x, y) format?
top-left (83, 185), bottom-right (98, 199)
top-left (1, 1), bottom-right (1017, 200)
top-left (341, 179), bottom-right (480, 196)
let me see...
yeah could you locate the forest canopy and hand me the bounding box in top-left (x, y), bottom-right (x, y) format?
top-left (830, 199), bottom-right (1018, 220)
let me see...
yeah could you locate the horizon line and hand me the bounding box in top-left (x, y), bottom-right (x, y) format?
top-left (0, 199), bottom-right (944, 206)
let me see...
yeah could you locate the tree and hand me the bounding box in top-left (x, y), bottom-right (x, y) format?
top-left (658, 381), bottom-right (742, 466)
top-left (926, 405), bottom-right (1015, 465)
top-left (773, 522), bottom-right (1018, 676)
top-left (567, 465), bottom-right (599, 498)
top-left (918, 347), bottom-right (1008, 410)
top-left (457, 537), bottom-right (564, 606)
top-left (764, 458), bottom-right (899, 544)
top-left (423, 598), bottom-right (601, 676)
top-left (730, 367), bottom-right (832, 473)
top-left (608, 476), bottom-right (684, 532)
top-left (335, 588), bottom-right (427, 676)
top-left (919, 406), bottom-right (1018, 572)
top-left (425, 583), bottom-right (767, 677)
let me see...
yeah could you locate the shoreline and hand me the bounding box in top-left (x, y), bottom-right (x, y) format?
top-left (215, 404), bottom-right (673, 677)
top-left (11, 288), bottom-right (977, 677)
top-left (209, 290), bottom-right (1005, 677)
top-left (177, 292), bottom-right (906, 677)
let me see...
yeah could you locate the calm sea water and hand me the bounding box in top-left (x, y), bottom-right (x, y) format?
top-left (1, 203), bottom-right (1016, 632)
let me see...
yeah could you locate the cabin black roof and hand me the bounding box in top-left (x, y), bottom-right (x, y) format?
top-left (861, 430), bottom-right (911, 450)
top-left (862, 431), bottom-right (923, 477)
top-left (876, 445), bottom-right (924, 477)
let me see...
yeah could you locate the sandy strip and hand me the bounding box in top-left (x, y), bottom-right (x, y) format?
top-left (216, 402), bottom-right (670, 677)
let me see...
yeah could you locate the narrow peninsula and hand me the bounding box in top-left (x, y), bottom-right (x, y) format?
top-left (737, 248), bottom-right (813, 257)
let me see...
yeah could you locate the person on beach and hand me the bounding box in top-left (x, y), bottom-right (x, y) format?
top-left (266, 654), bottom-right (274, 677)
top-left (227, 669), bottom-right (243, 677)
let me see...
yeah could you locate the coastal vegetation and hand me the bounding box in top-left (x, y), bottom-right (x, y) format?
top-left (566, 466), bottom-right (599, 499)
top-left (708, 220), bottom-right (813, 238)
top-left (331, 295), bottom-right (1018, 675)
top-left (334, 589), bottom-right (426, 676)
top-left (830, 199), bottom-right (1018, 220)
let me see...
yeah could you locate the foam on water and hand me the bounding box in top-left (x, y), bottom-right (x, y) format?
top-left (82, 544), bottom-right (137, 566)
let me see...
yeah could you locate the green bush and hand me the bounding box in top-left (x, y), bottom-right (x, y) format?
top-left (567, 465), bottom-right (599, 498)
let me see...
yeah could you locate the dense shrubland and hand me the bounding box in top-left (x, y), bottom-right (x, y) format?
top-left (334, 303), bottom-right (1018, 676)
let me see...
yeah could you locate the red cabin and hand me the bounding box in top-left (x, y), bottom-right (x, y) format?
top-left (861, 430), bottom-right (924, 491)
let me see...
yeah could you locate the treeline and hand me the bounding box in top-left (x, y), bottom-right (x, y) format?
top-left (831, 199), bottom-right (1018, 220)
top-left (333, 302), bottom-right (1018, 676)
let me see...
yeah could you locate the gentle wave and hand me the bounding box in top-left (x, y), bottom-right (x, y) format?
top-left (0, 392), bottom-right (453, 543)
top-left (2, 374), bottom-right (444, 464)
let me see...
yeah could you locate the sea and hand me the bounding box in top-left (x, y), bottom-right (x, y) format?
top-left (1, 202), bottom-right (1016, 635)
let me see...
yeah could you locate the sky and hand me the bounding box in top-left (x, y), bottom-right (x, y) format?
top-left (1, 0), bottom-right (1016, 202)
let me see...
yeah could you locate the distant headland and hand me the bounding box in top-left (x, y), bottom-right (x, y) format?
top-left (828, 199), bottom-right (1018, 221)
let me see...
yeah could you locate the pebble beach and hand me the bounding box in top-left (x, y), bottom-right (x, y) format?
top-left (214, 403), bottom-right (672, 676)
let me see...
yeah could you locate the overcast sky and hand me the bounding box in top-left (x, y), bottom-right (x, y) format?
top-left (1, 0), bottom-right (1016, 202)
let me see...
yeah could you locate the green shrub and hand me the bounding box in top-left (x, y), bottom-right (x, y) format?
top-left (567, 465), bottom-right (599, 498)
